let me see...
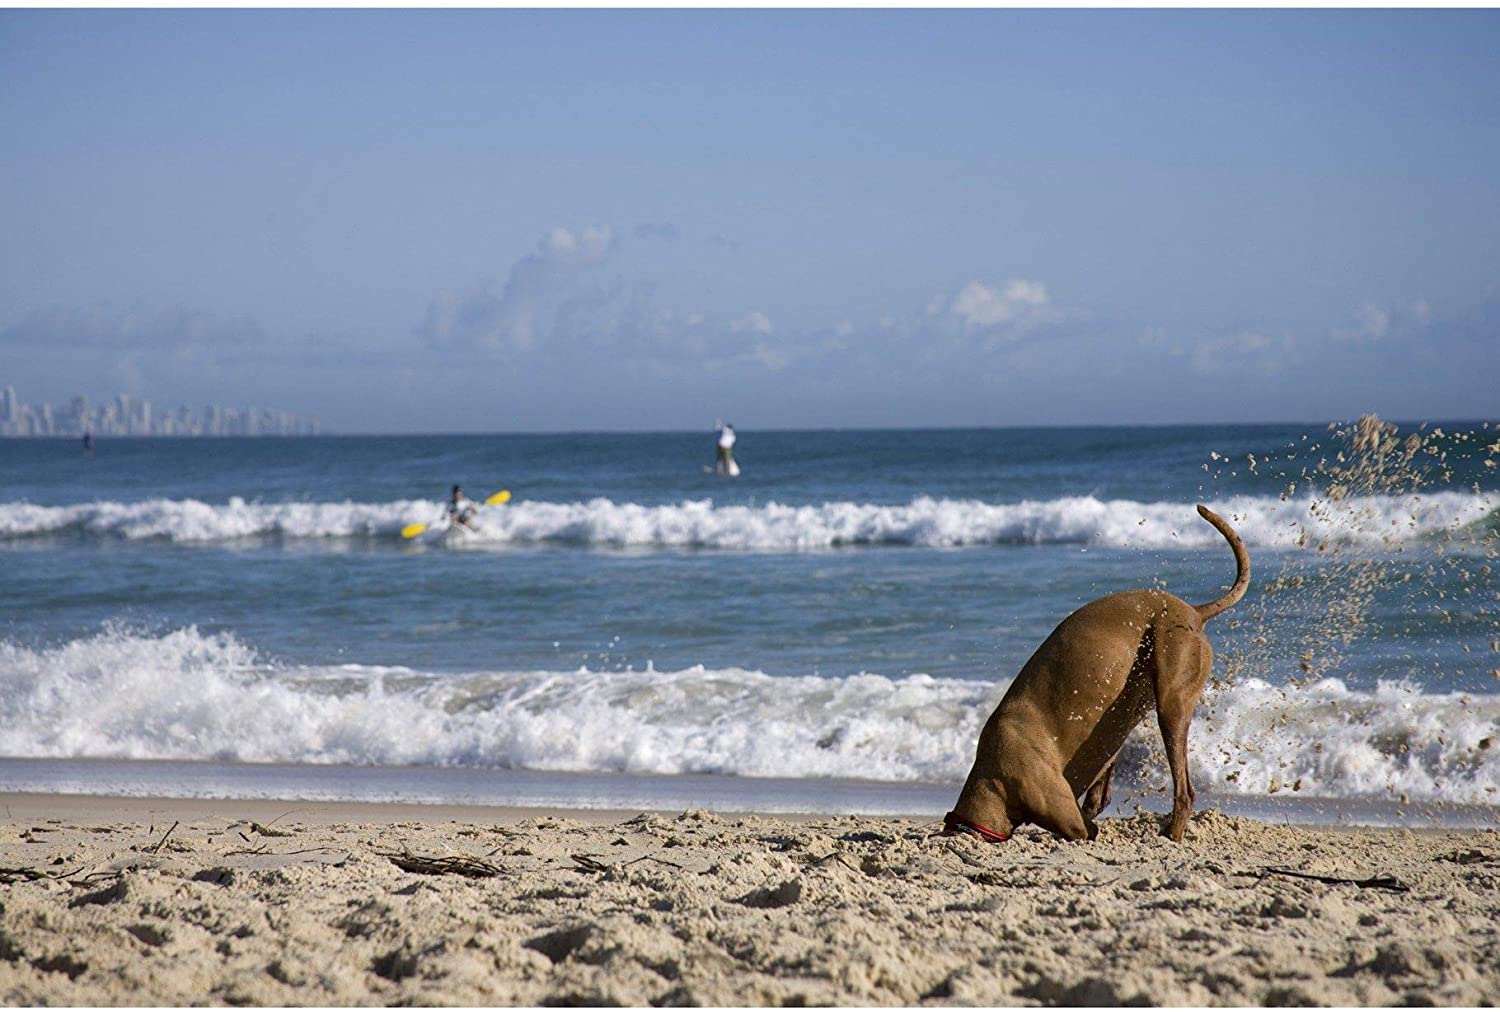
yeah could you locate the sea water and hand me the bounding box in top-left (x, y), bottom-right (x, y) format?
top-left (1, 423), bottom-right (1495, 823)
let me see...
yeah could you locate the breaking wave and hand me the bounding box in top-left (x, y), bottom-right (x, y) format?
top-left (0, 491), bottom-right (1492, 551)
top-left (2, 628), bottom-right (1495, 806)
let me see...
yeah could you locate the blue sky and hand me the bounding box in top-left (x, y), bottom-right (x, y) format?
top-left (2, 9), bottom-right (1497, 432)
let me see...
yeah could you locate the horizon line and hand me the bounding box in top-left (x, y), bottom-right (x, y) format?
top-left (2, 416), bottom-right (1492, 440)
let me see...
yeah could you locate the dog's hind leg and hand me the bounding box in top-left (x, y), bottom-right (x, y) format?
top-left (1154, 630), bottom-right (1212, 842)
top-left (1080, 753), bottom-right (1119, 822)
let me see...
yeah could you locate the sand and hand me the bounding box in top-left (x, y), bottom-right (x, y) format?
top-left (1, 794), bottom-right (1497, 1007)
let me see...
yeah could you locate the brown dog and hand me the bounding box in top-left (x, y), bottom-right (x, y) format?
top-left (946, 505), bottom-right (1249, 843)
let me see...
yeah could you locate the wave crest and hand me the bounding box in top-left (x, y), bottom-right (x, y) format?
top-left (2, 628), bottom-right (1495, 805)
top-left (0, 491), bottom-right (1491, 551)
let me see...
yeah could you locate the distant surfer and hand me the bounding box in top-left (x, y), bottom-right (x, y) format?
top-left (447, 485), bottom-right (478, 529)
top-left (714, 421), bottom-right (740, 477)
top-left (81, 432), bottom-right (94, 457)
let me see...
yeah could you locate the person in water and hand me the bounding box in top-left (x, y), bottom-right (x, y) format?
top-left (81, 432), bottom-right (94, 457)
top-left (715, 421), bottom-right (737, 475)
top-left (447, 485), bottom-right (478, 529)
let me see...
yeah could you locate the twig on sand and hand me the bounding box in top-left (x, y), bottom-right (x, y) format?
top-left (224, 844), bottom-right (349, 866)
top-left (1255, 867), bottom-right (1409, 892)
top-left (560, 851), bottom-right (691, 873)
top-left (1436, 848), bottom-right (1494, 865)
top-left (149, 821), bottom-right (180, 855)
top-left (250, 821), bottom-right (295, 838)
top-left (0, 864), bottom-right (116, 886)
top-left (943, 843), bottom-right (990, 869)
top-left (379, 850), bottom-right (503, 879)
top-left (808, 851), bottom-right (864, 874)
top-left (68, 869), bottom-right (123, 887)
top-left (276, 846), bottom-right (348, 858)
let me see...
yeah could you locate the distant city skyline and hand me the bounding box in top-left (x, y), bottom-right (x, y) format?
top-left (2, 10), bottom-right (1497, 431)
top-left (0, 384), bottom-right (318, 438)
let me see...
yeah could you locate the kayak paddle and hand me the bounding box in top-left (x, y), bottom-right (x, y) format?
top-left (401, 489), bottom-right (512, 539)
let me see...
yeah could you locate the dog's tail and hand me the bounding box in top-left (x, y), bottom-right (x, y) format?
top-left (1193, 504), bottom-right (1250, 622)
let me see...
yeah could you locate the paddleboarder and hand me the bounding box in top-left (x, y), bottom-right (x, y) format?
top-left (714, 421), bottom-right (738, 476)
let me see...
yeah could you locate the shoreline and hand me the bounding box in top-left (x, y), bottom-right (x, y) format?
top-left (5, 756), bottom-right (1498, 829)
top-left (0, 792), bottom-right (830, 829)
top-left (0, 790), bottom-right (1482, 837)
top-left (2, 793), bottom-right (1497, 1005)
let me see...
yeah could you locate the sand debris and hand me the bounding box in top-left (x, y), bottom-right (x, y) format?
top-left (378, 849), bottom-right (504, 879)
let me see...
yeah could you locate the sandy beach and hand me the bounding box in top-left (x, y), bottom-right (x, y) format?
top-left (1, 794), bottom-right (1496, 1006)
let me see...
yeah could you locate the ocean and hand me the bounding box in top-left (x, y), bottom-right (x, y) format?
top-left (1, 421), bottom-right (1496, 824)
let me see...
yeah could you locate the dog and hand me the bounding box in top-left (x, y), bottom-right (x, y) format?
top-left (945, 504), bottom-right (1249, 843)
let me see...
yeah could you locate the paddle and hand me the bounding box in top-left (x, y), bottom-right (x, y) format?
top-left (402, 490), bottom-right (511, 539)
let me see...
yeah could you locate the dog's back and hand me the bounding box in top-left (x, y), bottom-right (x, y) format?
top-left (995, 589), bottom-right (1198, 792)
top-left (950, 506), bottom-right (1249, 841)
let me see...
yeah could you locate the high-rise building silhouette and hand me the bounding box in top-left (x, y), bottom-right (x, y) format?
top-left (0, 386), bottom-right (319, 437)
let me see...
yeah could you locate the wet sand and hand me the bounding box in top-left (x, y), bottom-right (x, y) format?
top-left (1, 793), bottom-right (1497, 1006)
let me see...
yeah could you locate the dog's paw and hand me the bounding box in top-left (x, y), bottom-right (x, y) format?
top-left (1165, 814), bottom-right (1190, 842)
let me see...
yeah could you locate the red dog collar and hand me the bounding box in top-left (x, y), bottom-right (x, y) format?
top-left (943, 810), bottom-right (1010, 842)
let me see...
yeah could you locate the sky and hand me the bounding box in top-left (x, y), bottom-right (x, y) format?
top-left (2, 9), bottom-right (1497, 433)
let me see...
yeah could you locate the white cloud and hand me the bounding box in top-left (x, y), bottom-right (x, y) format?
top-left (730, 310), bottom-right (773, 335)
top-left (1332, 302), bottom-right (1391, 343)
top-left (1134, 322), bottom-right (1290, 374)
top-left (540, 224), bottom-right (615, 267)
top-left (419, 224), bottom-right (617, 351)
top-left (1189, 330), bottom-right (1296, 375)
top-left (417, 249), bottom-right (1079, 379)
top-left (748, 342), bottom-right (788, 371)
top-left (948, 279), bottom-right (1051, 331)
top-left (418, 230), bottom-right (803, 374)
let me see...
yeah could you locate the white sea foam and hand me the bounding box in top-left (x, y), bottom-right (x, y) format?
top-left (2, 628), bottom-right (1495, 805)
top-left (0, 496), bottom-right (437, 543)
top-left (0, 491), bottom-right (1491, 550)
